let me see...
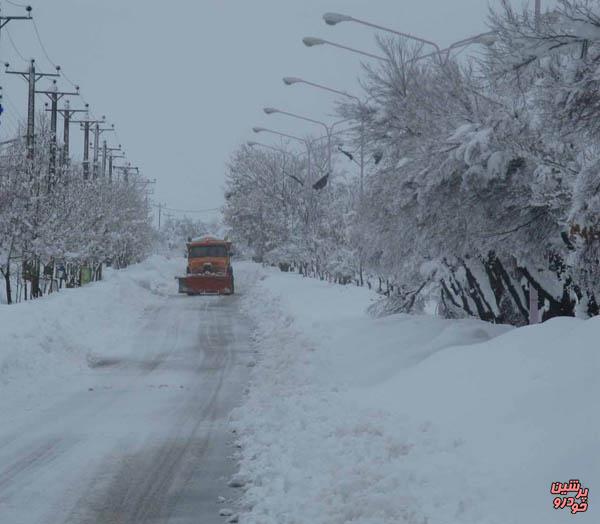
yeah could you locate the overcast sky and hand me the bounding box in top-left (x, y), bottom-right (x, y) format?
top-left (0, 0), bottom-right (542, 221)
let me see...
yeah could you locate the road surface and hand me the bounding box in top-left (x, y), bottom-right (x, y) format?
top-left (0, 294), bottom-right (252, 524)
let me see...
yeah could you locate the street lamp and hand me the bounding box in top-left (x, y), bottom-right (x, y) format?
top-left (247, 141), bottom-right (306, 187)
top-left (263, 106), bottom-right (341, 176)
top-left (305, 33), bottom-right (496, 68)
top-left (322, 12), bottom-right (442, 55)
top-left (320, 13), bottom-right (498, 65)
top-left (302, 36), bottom-right (387, 62)
top-left (413, 31), bottom-right (497, 64)
top-left (283, 76), bottom-right (369, 285)
top-left (253, 126), bottom-right (313, 181)
top-left (282, 77), bottom-right (360, 102)
top-left (281, 77), bottom-right (365, 198)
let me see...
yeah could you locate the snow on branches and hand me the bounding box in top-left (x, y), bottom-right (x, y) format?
top-left (225, 0), bottom-right (600, 324)
top-left (0, 114), bottom-right (153, 304)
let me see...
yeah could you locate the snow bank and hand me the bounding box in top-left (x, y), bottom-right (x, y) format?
top-left (233, 267), bottom-right (599, 523)
top-left (0, 255), bottom-right (182, 401)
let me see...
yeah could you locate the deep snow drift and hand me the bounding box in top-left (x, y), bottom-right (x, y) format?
top-left (233, 267), bottom-right (598, 524)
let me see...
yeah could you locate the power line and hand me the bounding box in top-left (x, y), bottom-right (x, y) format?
top-left (30, 18), bottom-right (86, 103)
top-left (152, 204), bottom-right (221, 214)
top-left (31, 19), bottom-right (56, 68)
top-left (3, 0), bottom-right (30, 8)
top-left (4, 26), bottom-right (27, 62)
top-left (28, 15), bottom-right (125, 159)
top-left (1, 5), bottom-right (135, 174)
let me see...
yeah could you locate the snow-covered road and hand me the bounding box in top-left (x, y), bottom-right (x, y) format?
top-left (0, 260), bottom-right (254, 524)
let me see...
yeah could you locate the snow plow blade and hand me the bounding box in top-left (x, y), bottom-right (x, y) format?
top-left (176, 274), bottom-right (234, 295)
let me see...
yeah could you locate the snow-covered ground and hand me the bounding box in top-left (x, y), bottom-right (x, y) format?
top-left (0, 255), bottom-right (181, 407)
top-left (1, 259), bottom-right (597, 523)
top-left (0, 256), bottom-right (257, 523)
top-left (234, 267), bottom-right (599, 524)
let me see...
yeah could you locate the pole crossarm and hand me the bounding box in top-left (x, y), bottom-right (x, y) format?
top-left (0, 5), bottom-right (32, 30)
top-left (6, 65), bottom-right (60, 83)
top-left (37, 80), bottom-right (79, 99)
top-left (71, 117), bottom-right (104, 125)
top-left (0, 15), bottom-right (31, 29)
top-left (113, 165), bottom-right (140, 172)
top-left (56, 106), bottom-right (87, 118)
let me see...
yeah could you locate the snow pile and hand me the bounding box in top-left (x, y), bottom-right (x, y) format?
top-left (0, 255), bottom-right (182, 396)
top-left (233, 267), bottom-right (599, 523)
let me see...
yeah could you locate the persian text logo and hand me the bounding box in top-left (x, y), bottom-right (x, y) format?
top-left (551, 479), bottom-right (589, 514)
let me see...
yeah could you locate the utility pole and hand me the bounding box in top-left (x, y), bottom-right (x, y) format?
top-left (106, 144), bottom-right (123, 183)
top-left (133, 178), bottom-right (156, 211)
top-left (90, 121), bottom-right (114, 178)
top-left (40, 80), bottom-right (78, 188)
top-left (71, 109), bottom-right (104, 180)
top-left (5, 60), bottom-right (60, 162)
top-left (113, 163), bottom-right (140, 183)
top-left (534, 0), bottom-right (541, 29)
top-left (158, 202), bottom-right (162, 230)
top-left (56, 100), bottom-right (87, 169)
top-left (101, 140), bottom-right (107, 178)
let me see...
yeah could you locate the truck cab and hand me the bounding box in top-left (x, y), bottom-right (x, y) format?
top-left (177, 237), bottom-right (234, 295)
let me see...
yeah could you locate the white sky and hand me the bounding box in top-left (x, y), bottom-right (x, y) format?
top-left (0, 0), bottom-right (544, 220)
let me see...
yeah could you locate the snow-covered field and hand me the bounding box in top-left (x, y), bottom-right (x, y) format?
top-left (234, 267), bottom-right (599, 524)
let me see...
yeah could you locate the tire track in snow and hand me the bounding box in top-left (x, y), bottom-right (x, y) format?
top-left (66, 296), bottom-right (240, 524)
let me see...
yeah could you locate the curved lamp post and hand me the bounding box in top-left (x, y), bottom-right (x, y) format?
top-left (262, 107), bottom-right (335, 177)
top-left (319, 13), bottom-right (497, 65)
top-left (247, 141), bottom-right (307, 187)
top-left (282, 77), bottom-right (365, 198)
top-left (302, 36), bottom-right (387, 62)
top-left (253, 126), bottom-right (313, 181)
top-left (322, 12), bottom-right (442, 56)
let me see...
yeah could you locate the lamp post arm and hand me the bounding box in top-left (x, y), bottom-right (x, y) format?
top-left (305, 37), bottom-right (388, 62)
top-left (346, 16), bottom-right (442, 54)
top-left (270, 109), bottom-right (330, 134)
top-left (296, 79), bottom-right (361, 104)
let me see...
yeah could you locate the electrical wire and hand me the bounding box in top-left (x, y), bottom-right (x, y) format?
top-left (31, 19), bottom-right (57, 69)
top-left (1, 3), bottom-right (137, 180)
top-left (29, 14), bottom-right (129, 162)
top-left (31, 18), bottom-right (88, 104)
top-left (3, 0), bottom-right (29, 7)
top-left (3, 91), bottom-right (24, 121)
top-left (2, 111), bottom-right (21, 135)
top-left (153, 204), bottom-right (221, 214)
top-left (4, 26), bottom-right (28, 62)
top-left (0, 115), bottom-right (19, 139)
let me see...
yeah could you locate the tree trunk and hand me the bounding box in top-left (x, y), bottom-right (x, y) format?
top-left (1, 263), bottom-right (12, 305)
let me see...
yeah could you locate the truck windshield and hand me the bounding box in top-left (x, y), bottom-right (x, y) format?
top-left (189, 245), bottom-right (228, 258)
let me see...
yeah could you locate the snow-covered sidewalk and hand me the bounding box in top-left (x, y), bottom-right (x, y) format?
top-left (234, 266), bottom-right (599, 524)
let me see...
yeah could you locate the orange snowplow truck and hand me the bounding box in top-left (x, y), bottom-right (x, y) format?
top-left (176, 237), bottom-right (234, 295)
